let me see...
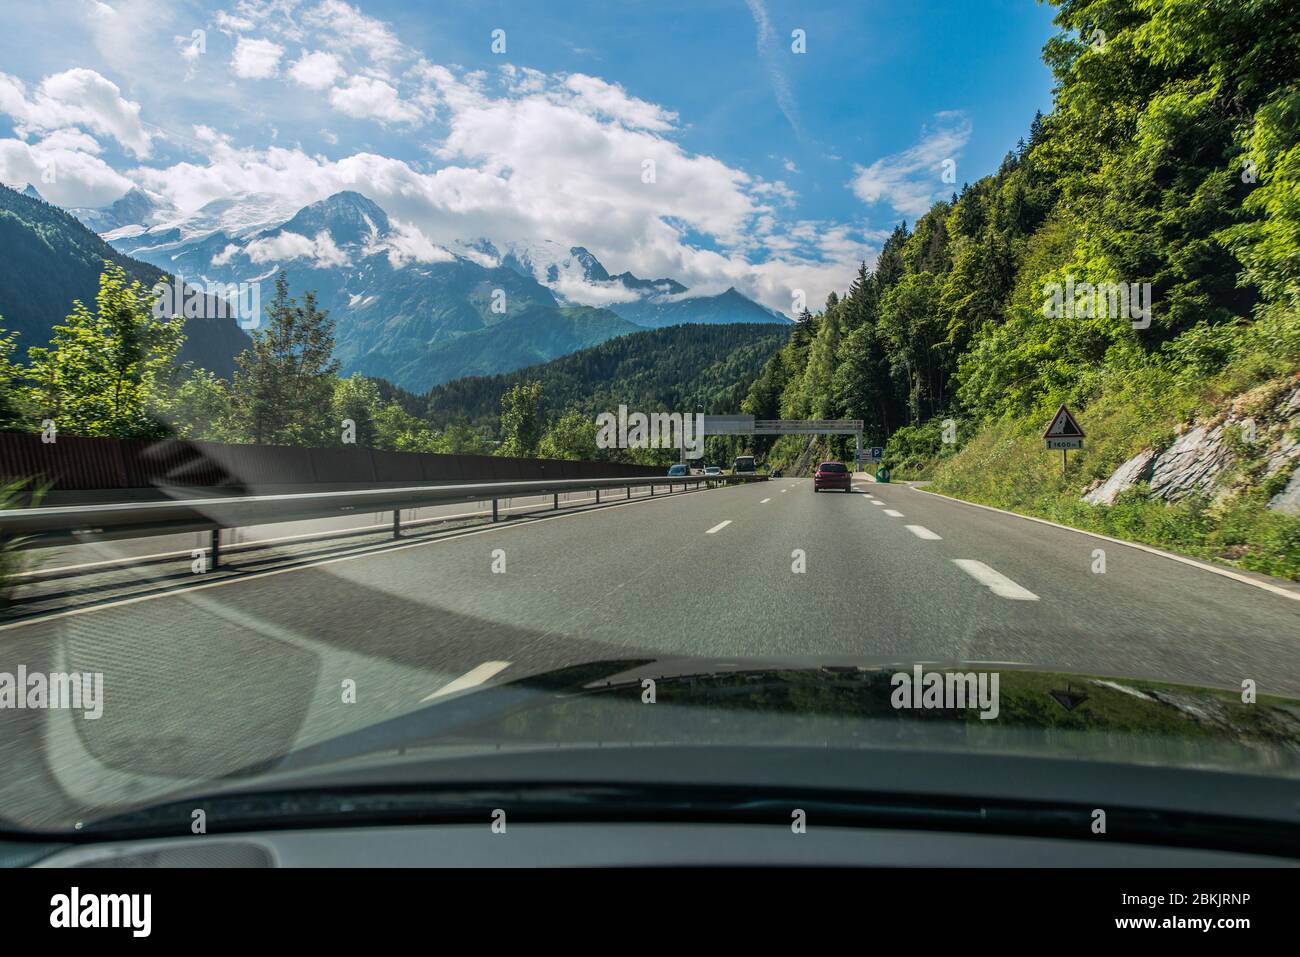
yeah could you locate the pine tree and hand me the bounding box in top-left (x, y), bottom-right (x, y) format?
top-left (230, 273), bottom-right (340, 446)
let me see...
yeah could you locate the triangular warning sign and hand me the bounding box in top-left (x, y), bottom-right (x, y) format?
top-left (1043, 404), bottom-right (1084, 439)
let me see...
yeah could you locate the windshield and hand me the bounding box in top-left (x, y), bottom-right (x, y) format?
top-left (0, 0), bottom-right (1298, 858)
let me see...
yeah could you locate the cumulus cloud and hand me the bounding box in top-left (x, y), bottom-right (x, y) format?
top-left (302, 0), bottom-right (403, 63)
top-left (329, 75), bottom-right (423, 124)
top-left (0, 68), bottom-right (152, 156)
top-left (241, 229), bottom-right (350, 267)
top-left (366, 219), bottom-right (454, 268)
top-left (850, 111), bottom-right (972, 218)
top-left (231, 36), bottom-right (284, 79)
top-left (0, 130), bottom-right (136, 206)
top-left (560, 74), bottom-right (677, 131)
top-left (289, 50), bottom-right (344, 90)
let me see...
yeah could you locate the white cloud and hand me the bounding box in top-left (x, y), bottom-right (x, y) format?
top-left (0, 131), bottom-right (136, 206)
top-left (329, 75), bottom-right (424, 124)
top-left (850, 112), bottom-right (972, 218)
top-left (745, 0), bottom-right (804, 139)
top-left (289, 50), bottom-right (344, 90)
top-left (302, 0), bottom-right (403, 63)
top-left (124, 54), bottom-right (881, 313)
top-left (243, 229), bottom-right (350, 267)
top-left (231, 36), bottom-right (284, 79)
top-left (0, 68), bottom-right (152, 157)
top-left (366, 219), bottom-right (454, 268)
top-left (550, 278), bottom-right (644, 308)
top-left (560, 74), bottom-right (677, 131)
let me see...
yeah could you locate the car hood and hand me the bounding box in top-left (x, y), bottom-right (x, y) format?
top-left (53, 658), bottom-right (1300, 838)
top-left (266, 657), bottom-right (1300, 779)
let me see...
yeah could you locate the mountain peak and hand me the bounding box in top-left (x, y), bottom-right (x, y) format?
top-left (21, 183), bottom-right (44, 201)
top-left (276, 191), bottom-right (391, 246)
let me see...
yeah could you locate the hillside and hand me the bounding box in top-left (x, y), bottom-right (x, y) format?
top-left (0, 184), bottom-right (250, 376)
top-left (423, 322), bottom-right (791, 429)
top-left (746, 0), bottom-right (1300, 578)
top-left (355, 303), bottom-right (643, 392)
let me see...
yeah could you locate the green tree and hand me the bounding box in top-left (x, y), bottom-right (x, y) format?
top-left (538, 409), bottom-right (599, 460)
top-left (0, 323), bottom-right (26, 430)
top-left (23, 262), bottom-right (183, 439)
top-left (230, 273), bottom-right (339, 446)
top-left (163, 368), bottom-right (235, 441)
top-left (498, 380), bottom-right (543, 457)
top-left (332, 373), bottom-right (381, 448)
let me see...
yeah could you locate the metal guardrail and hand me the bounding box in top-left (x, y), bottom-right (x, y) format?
top-left (0, 473), bottom-right (767, 565)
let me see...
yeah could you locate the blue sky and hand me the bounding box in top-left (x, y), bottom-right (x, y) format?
top-left (0, 0), bottom-right (1060, 311)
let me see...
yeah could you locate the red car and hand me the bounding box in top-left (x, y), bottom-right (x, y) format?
top-left (813, 461), bottom-right (852, 492)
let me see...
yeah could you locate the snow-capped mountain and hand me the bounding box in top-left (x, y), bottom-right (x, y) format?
top-left (66, 189), bottom-right (788, 391)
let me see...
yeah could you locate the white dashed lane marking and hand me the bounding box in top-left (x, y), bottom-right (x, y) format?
top-left (883, 509), bottom-right (904, 518)
top-left (905, 525), bottom-right (942, 540)
top-left (705, 520), bottom-right (732, 534)
top-left (952, 560), bottom-right (1039, 601)
top-left (422, 661), bottom-right (511, 702)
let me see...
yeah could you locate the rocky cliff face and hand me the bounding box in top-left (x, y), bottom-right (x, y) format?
top-left (1083, 379), bottom-right (1300, 514)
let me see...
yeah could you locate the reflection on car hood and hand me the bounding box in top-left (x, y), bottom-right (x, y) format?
top-left (274, 657), bottom-right (1300, 779)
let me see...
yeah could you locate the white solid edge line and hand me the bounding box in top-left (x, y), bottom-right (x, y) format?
top-left (905, 524), bottom-right (942, 541)
top-left (916, 487), bottom-right (1300, 603)
top-left (952, 559), bottom-right (1039, 601)
top-left (705, 520), bottom-right (732, 534)
top-left (421, 661), bottom-right (511, 702)
top-left (883, 509), bottom-right (904, 518)
top-left (0, 480), bottom-right (712, 633)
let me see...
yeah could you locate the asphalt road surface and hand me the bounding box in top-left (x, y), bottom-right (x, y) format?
top-left (2, 477), bottom-right (1298, 829)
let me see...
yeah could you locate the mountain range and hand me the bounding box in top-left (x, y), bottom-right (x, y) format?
top-left (71, 188), bottom-right (788, 391)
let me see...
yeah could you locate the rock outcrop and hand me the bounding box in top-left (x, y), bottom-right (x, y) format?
top-left (1148, 424), bottom-right (1235, 501)
top-left (1083, 449), bottom-right (1157, 505)
top-left (1083, 381), bottom-right (1300, 511)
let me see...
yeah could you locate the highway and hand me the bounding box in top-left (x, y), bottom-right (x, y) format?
top-left (2, 476), bottom-right (1298, 830)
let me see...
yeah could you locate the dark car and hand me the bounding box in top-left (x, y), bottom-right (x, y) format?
top-left (814, 461), bottom-right (851, 492)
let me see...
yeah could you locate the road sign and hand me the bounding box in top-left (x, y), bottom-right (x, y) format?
top-left (1043, 404), bottom-right (1084, 449)
top-left (869, 446), bottom-right (884, 462)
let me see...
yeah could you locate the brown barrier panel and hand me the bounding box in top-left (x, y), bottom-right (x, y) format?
top-left (371, 449), bottom-right (424, 484)
top-left (308, 446), bottom-right (379, 485)
top-left (0, 430), bottom-right (127, 489)
top-left (419, 453), bottom-right (464, 484)
top-left (196, 441), bottom-right (317, 486)
top-left (125, 439), bottom-right (230, 488)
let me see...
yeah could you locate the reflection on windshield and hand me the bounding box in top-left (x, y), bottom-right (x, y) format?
top-left (0, 0), bottom-right (1297, 867)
